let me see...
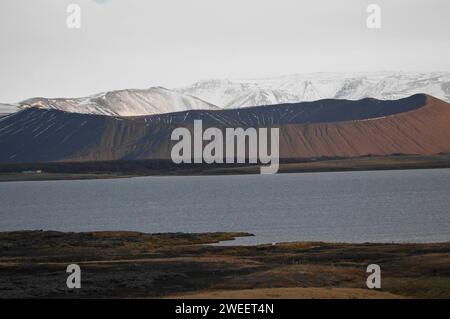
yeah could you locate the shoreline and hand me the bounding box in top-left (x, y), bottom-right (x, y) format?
top-left (1, 154), bottom-right (450, 182)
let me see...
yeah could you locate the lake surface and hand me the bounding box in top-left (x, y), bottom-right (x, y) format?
top-left (1, 169), bottom-right (450, 245)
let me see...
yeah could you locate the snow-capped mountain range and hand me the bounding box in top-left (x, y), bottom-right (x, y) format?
top-left (177, 72), bottom-right (450, 109)
top-left (1, 72), bottom-right (449, 116)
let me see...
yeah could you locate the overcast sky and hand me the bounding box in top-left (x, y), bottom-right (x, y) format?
top-left (0, 0), bottom-right (449, 103)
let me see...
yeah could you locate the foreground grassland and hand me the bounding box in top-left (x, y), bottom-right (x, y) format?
top-left (0, 231), bottom-right (449, 298)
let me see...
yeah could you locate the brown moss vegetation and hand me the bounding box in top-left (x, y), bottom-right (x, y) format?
top-left (0, 231), bottom-right (449, 298)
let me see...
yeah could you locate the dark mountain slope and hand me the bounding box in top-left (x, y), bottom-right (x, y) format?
top-left (132, 93), bottom-right (426, 126)
top-left (0, 94), bottom-right (448, 164)
top-left (279, 96), bottom-right (450, 157)
top-left (0, 110), bottom-right (107, 163)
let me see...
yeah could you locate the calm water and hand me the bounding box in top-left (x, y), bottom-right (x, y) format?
top-left (1, 169), bottom-right (450, 245)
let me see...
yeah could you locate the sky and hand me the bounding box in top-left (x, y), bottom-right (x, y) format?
top-left (0, 0), bottom-right (449, 103)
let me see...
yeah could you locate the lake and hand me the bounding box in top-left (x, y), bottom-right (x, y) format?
top-left (1, 169), bottom-right (449, 245)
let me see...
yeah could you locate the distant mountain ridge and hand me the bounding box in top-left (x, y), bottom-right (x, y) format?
top-left (177, 72), bottom-right (450, 108)
top-left (0, 103), bottom-right (18, 115)
top-left (0, 72), bottom-right (449, 117)
top-left (17, 87), bottom-right (218, 117)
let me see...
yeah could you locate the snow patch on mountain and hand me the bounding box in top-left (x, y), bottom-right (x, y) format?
top-left (19, 87), bottom-right (218, 117)
top-left (177, 72), bottom-right (450, 108)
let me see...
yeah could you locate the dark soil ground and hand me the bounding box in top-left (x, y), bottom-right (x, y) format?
top-left (0, 231), bottom-right (449, 298)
